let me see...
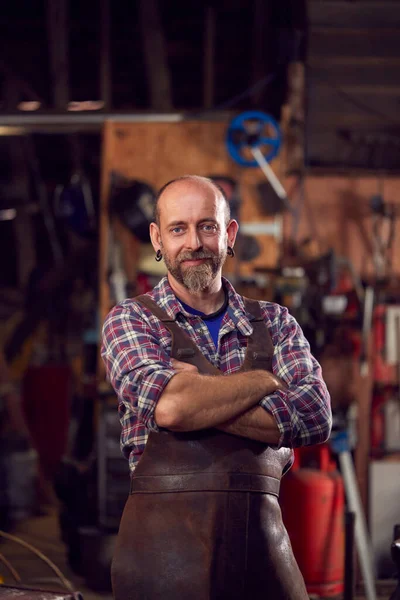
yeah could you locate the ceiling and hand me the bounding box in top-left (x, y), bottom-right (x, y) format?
top-left (0, 0), bottom-right (400, 171)
top-left (306, 1), bottom-right (400, 171)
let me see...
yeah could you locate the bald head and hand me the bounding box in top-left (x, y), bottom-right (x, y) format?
top-left (153, 175), bottom-right (230, 227)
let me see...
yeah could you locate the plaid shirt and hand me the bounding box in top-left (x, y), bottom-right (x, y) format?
top-left (101, 276), bottom-right (332, 473)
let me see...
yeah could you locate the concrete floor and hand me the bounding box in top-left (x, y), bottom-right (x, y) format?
top-left (0, 508), bottom-right (112, 600)
top-left (0, 508), bottom-right (397, 600)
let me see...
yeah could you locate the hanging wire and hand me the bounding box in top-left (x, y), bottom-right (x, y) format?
top-left (0, 551), bottom-right (22, 583)
top-left (0, 530), bottom-right (74, 593)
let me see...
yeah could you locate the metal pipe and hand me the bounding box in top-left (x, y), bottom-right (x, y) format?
top-left (251, 146), bottom-right (287, 199)
top-left (0, 111), bottom-right (236, 134)
top-left (338, 451), bottom-right (377, 600)
top-left (0, 113), bottom-right (185, 126)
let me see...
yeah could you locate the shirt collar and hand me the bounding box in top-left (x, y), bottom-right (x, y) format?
top-left (150, 276), bottom-right (255, 336)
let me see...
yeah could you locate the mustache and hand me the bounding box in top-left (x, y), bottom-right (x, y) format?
top-left (178, 250), bottom-right (216, 263)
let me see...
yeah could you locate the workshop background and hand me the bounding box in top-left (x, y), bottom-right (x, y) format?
top-left (0, 1), bottom-right (400, 599)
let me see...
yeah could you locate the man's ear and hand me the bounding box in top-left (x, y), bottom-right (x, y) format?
top-left (150, 222), bottom-right (161, 252)
top-left (226, 219), bottom-right (239, 248)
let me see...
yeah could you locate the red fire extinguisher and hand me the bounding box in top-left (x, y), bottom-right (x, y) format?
top-left (280, 444), bottom-right (345, 598)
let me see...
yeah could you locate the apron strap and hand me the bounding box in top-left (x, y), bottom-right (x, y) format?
top-left (242, 297), bottom-right (274, 373)
top-left (135, 294), bottom-right (220, 375)
top-left (135, 294), bottom-right (274, 375)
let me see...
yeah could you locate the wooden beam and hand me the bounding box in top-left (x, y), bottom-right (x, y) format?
top-left (251, 0), bottom-right (268, 106)
top-left (314, 84), bottom-right (400, 96)
top-left (203, 5), bottom-right (215, 109)
top-left (309, 56), bottom-right (400, 67)
top-left (0, 59), bottom-right (42, 104)
top-left (308, 113), bottom-right (400, 127)
top-left (305, 166), bottom-right (400, 177)
top-left (100, 0), bottom-right (112, 109)
top-left (138, 0), bottom-right (172, 110)
top-left (309, 64), bottom-right (400, 87)
top-left (309, 31), bottom-right (400, 58)
top-left (47, 0), bottom-right (69, 109)
top-left (308, 1), bottom-right (400, 29)
top-left (283, 62), bottom-right (305, 173)
top-left (312, 27), bottom-right (400, 35)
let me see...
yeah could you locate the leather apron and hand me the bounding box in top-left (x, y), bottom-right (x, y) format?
top-left (112, 296), bottom-right (308, 600)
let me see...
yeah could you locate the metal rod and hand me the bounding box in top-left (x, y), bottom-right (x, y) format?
top-left (338, 451), bottom-right (377, 600)
top-left (0, 113), bottom-right (186, 126)
top-left (361, 286), bottom-right (374, 376)
top-left (251, 146), bottom-right (288, 199)
top-left (0, 551), bottom-right (21, 583)
top-left (0, 530), bottom-right (74, 592)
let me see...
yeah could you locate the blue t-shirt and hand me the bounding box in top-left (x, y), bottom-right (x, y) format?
top-left (178, 292), bottom-right (228, 349)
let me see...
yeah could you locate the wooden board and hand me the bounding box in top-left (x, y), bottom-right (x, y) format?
top-left (286, 175), bottom-right (400, 277)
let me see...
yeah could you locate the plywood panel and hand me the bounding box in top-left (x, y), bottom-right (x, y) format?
top-left (102, 121), bottom-right (238, 186)
top-left (285, 175), bottom-right (400, 278)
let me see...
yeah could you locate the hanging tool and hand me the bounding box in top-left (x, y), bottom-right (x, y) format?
top-left (370, 188), bottom-right (397, 281)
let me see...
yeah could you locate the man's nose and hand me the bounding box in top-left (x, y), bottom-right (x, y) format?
top-left (186, 228), bottom-right (202, 250)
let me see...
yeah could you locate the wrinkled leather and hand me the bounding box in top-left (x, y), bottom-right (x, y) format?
top-left (112, 296), bottom-right (308, 599)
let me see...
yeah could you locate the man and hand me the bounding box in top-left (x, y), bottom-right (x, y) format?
top-left (101, 175), bottom-right (332, 600)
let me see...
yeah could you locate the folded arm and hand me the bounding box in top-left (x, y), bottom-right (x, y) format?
top-left (154, 366), bottom-right (284, 431)
top-left (167, 358), bottom-right (281, 443)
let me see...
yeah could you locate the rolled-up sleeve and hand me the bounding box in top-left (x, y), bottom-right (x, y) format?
top-left (101, 303), bottom-right (175, 431)
top-left (260, 306), bottom-right (332, 448)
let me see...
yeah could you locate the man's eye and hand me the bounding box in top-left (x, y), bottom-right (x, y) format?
top-left (201, 224), bottom-right (217, 232)
top-left (171, 227), bottom-right (183, 234)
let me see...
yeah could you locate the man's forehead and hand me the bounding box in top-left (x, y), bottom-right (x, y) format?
top-left (161, 178), bottom-right (218, 200)
top-left (158, 180), bottom-right (224, 216)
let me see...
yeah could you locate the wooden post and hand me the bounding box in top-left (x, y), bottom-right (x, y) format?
top-left (138, 0), bottom-right (173, 110)
top-left (251, 0), bottom-right (268, 106)
top-left (4, 78), bottom-right (37, 290)
top-left (0, 59), bottom-right (42, 105)
top-left (47, 0), bottom-right (69, 109)
top-left (203, 5), bottom-right (216, 109)
top-left (285, 62), bottom-right (305, 173)
top-left (100, 0), bottom-right (111, 109)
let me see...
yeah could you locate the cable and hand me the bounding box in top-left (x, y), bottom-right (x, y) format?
top-left (0, 551), bottom-right (21, 583)
top-left (0, 530), bottom-right (74, 593)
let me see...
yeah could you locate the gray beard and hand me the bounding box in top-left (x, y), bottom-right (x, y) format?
top-left (180, 262), bottom-right (215, 293)
top-left (163, 248), bottom-right (227, 293)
